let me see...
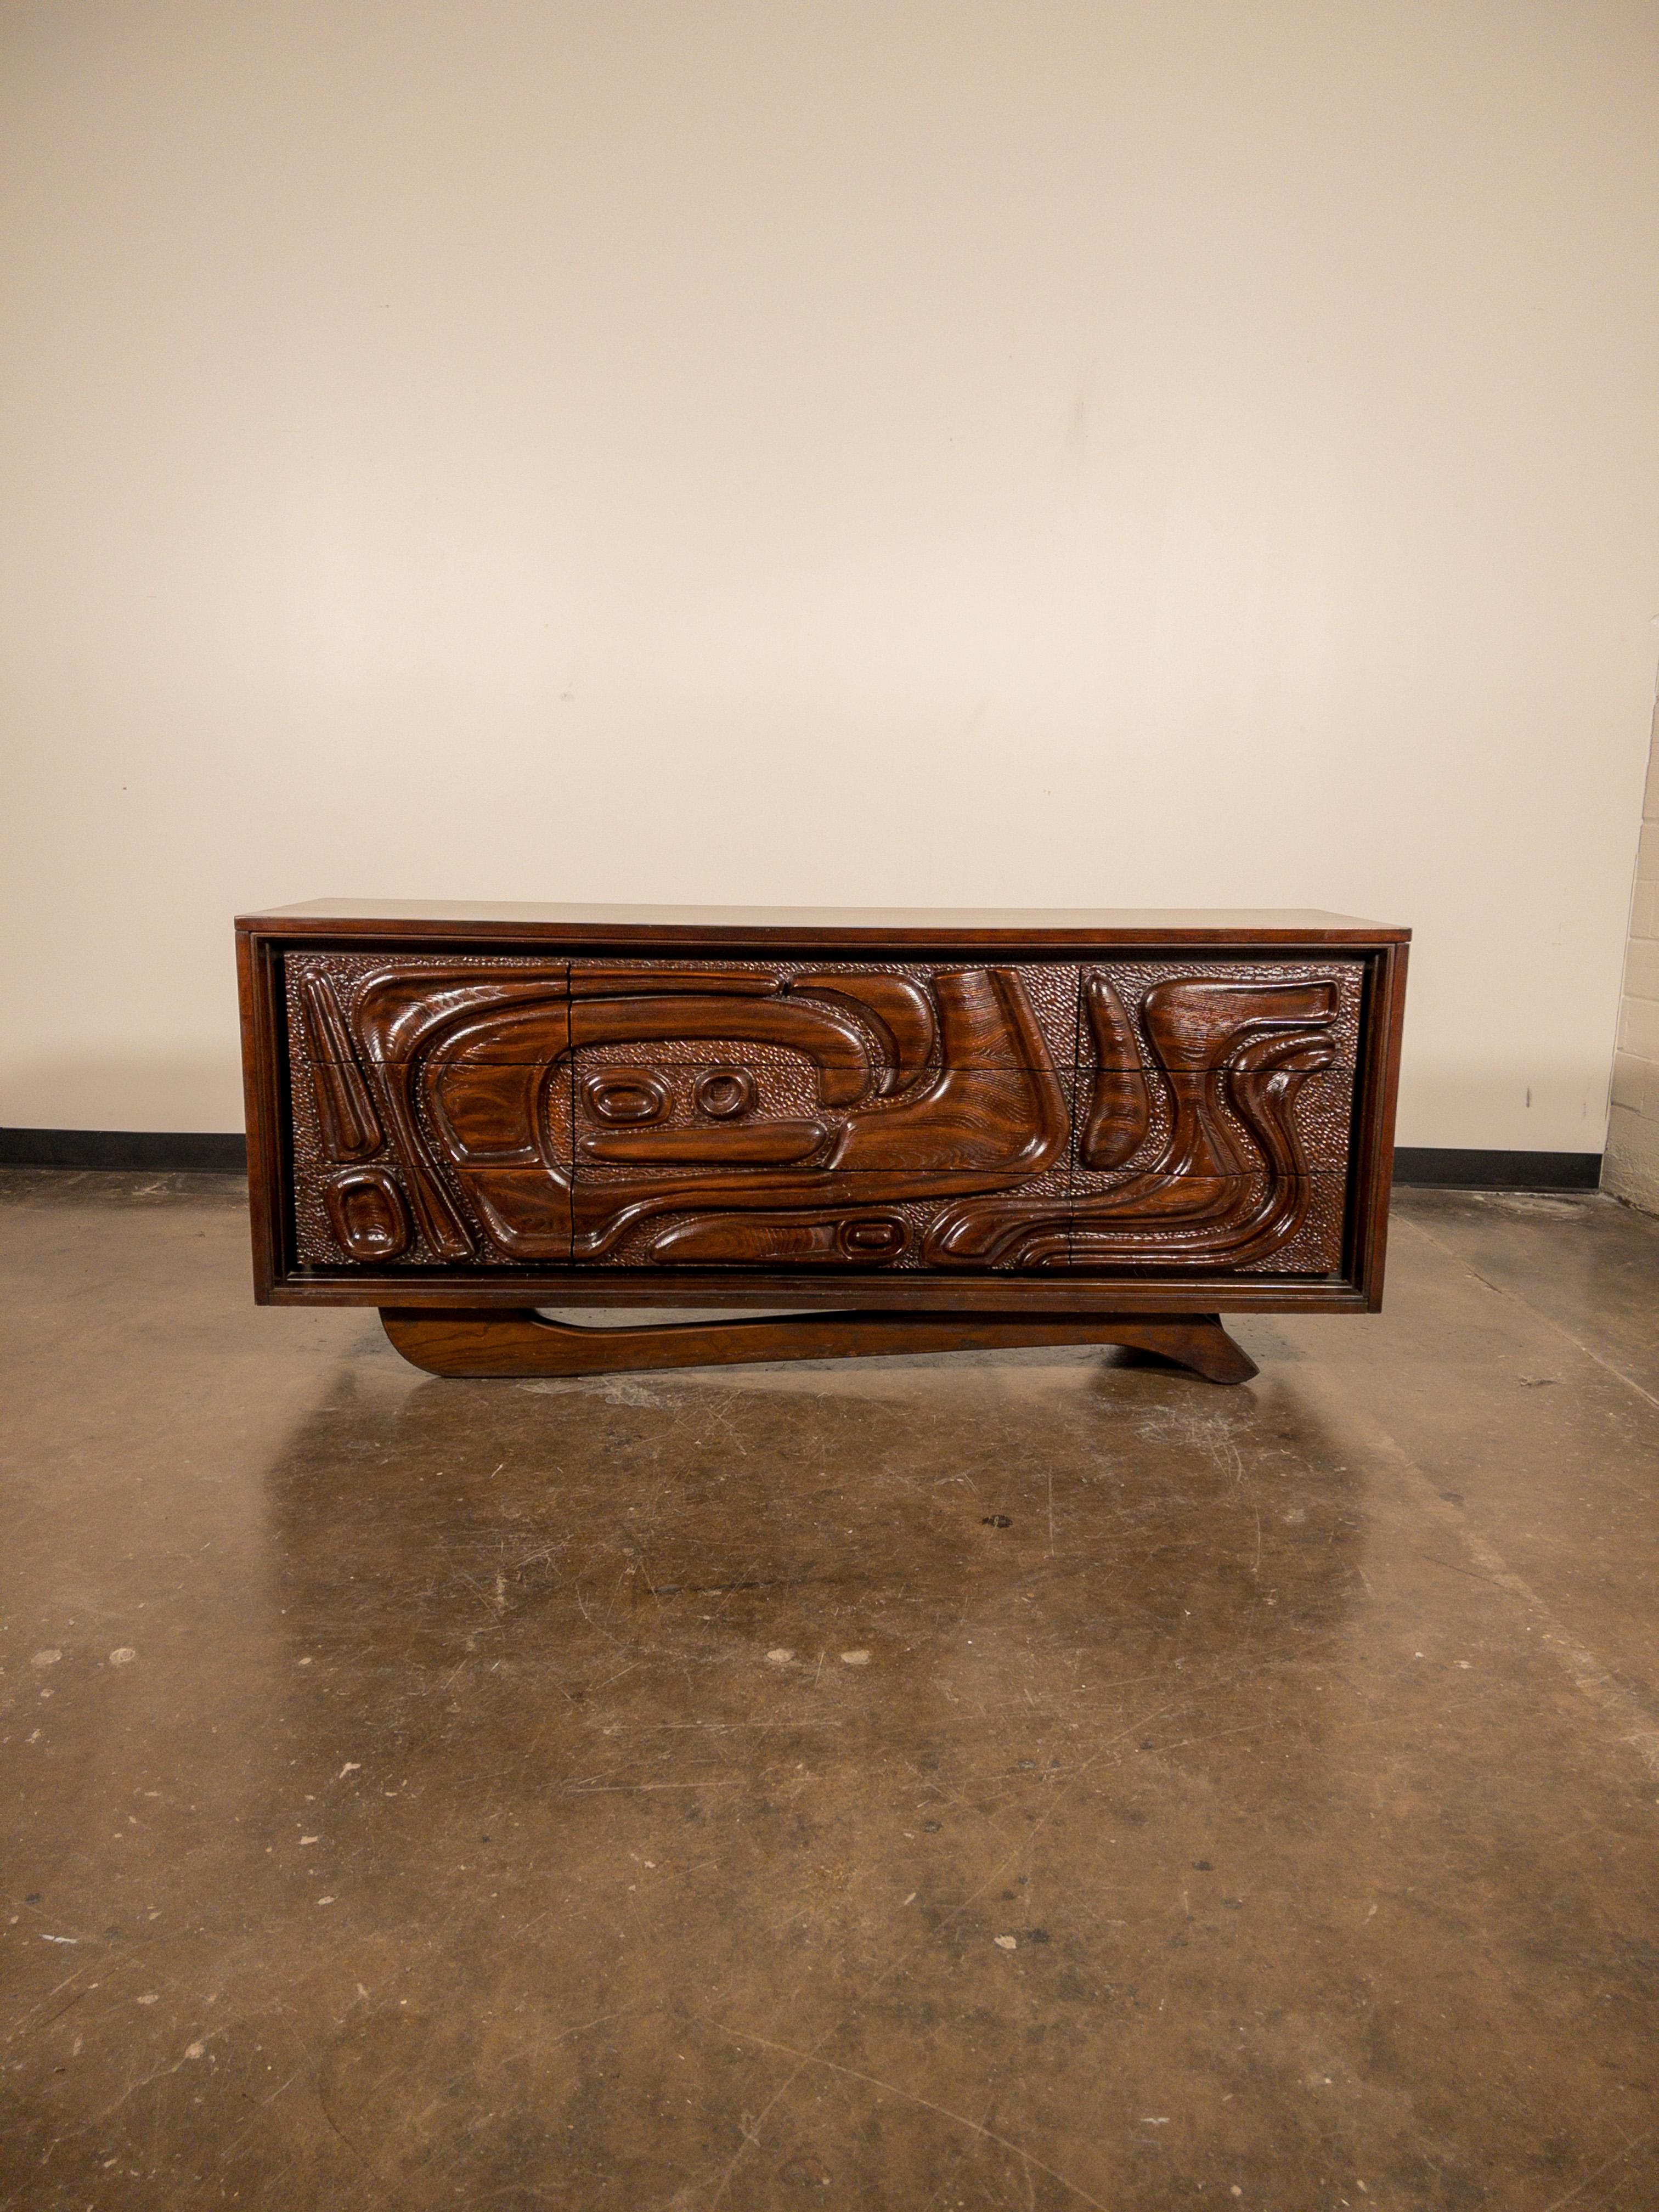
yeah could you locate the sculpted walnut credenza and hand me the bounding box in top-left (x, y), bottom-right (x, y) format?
top-left (236, 902), bottom-right (1409, 1386)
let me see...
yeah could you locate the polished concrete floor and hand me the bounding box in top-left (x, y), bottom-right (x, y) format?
top-left (3, 1171), bottom-right (1659, 2211)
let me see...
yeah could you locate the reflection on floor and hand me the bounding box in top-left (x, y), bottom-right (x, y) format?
top-left (3, 1168), bottom-right (1658, 2210)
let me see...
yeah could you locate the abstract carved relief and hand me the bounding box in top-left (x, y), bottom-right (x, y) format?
top-left (322, 1167), bottom-right (411, 1261)
top-left (928, 972), bottom-right (1347, 1269)
top-left (285, 953), bottom-right (1361, 1276)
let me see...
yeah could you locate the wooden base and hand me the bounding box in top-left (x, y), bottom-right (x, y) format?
top-left (379, 1306), bottom-right (1259, 1386)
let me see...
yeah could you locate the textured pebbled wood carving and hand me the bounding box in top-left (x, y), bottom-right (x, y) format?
top-left (284, 954), bottom-right (1360, 1275)
top-left (930, 969), bottom-right (1352, 1270)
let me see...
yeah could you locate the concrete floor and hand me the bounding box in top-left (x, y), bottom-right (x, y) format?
top-left (3, 1175), bottom-right (1658, 2212)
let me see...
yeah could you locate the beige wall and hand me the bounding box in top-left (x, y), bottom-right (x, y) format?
top-left (3, 1), bottom-right (1658, 1148)
top-left (1607, 707), bottom-right (1659, 1211)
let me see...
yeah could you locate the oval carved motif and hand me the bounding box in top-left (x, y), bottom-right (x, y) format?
top-left (583, 1070), bottom-right (671, 1126)
top-left (325, 1170), bottom-right (412, 1261)
top-left (837, 1214), bottom-right (907, 1260)
top-left (693, 1068), bottom-right (754, 1120)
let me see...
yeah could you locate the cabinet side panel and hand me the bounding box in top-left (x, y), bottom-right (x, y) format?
top-left (237, 930), bottom-right (287, 1302)
top-left (1348, 943), bottom-right (1409, 1307)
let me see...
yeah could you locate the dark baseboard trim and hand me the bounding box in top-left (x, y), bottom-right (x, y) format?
top-left (0, 1131), bottom-right (1603, 1193)
top-left (1393, 1147), bottom-right (1601, 1191)
top-left (0, 1128), bottom-right (249, 1173)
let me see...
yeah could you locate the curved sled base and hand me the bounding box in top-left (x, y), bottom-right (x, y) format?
top-left (380, 1306), bottom-right (1259, 1386)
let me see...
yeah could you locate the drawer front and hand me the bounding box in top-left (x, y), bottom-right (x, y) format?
top-left (281, 952), bottom-right (1363, 1278)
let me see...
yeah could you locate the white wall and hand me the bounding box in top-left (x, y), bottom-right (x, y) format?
top-left (3, 0), bottom-right (1658, 1149)
top-left (1607, 704), bottom-right (1659, 1210)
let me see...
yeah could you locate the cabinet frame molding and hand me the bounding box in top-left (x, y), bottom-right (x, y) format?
top-left (238, 905), bottom-right (1408, 1321)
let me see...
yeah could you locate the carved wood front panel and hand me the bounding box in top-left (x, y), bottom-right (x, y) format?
top-left (284, 953), bottom-right (1362, 1276)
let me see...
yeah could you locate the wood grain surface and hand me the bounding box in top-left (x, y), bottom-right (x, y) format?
top-left (238, 911), bottom-right (1408, 1331)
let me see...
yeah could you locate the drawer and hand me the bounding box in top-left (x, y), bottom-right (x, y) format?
top-left (278, 949), bottom-right (1367, 1280)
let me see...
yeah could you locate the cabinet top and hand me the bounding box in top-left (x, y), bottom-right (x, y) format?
top-left (237, 899), bottom-right (1409, 945)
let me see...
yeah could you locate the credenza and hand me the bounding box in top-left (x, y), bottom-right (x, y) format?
top-left (236, 902), bottom-right (1408, 1385)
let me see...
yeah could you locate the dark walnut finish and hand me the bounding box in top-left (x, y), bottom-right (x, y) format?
top-left (238, 904), bottom-right (1409, 1385)
top-left (379, 1307), bottom-right (1261, 1385)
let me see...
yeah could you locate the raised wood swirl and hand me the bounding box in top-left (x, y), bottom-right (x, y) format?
top-left (287, 956), bottom-right (1361, 1275)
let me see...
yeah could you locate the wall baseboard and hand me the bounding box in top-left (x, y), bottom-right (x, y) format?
top-left (1, 1128), bottom-right (1605, 1193)
top-left (0, 1127), bottom-right (249, 1173)
top-left (1392, 1147), bottom-right (1600, 1190)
